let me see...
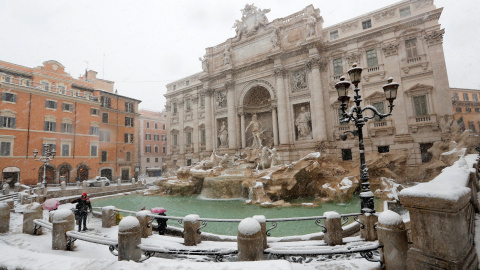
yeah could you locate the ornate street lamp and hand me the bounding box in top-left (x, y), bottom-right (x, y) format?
top-left (335, 63), bottom-right (399, 214)
top-left (33, 143), bottom-right (56, 188)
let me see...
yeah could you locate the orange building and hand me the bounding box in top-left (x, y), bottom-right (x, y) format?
top-left (0, 60), bottom-right (140, 187)
top-left (138, 110), bottom-right (168, 176)
top-left (451, 88), bottom-right (480, 133)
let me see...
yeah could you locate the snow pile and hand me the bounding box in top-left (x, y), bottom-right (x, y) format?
top-left (254, 181), bottom-right (263, 188)
top-left (24, 202), bottom-right (42, 212)
top-left (136, 210), bottom-right (151, 217)
top-left (338, 177), bottom-right (353, 190)
top-left (300, 152), bottom-right (321, 161)
top-left (324, 211), bottom-right (340, 219)
top-left (119, 216), bottom-right (140, 231)
top-left (400, 154), bottom-right (477, 201)
top-left (238, 218), bottom-right (260, 236)
top-left (53, 209), bottom-right (73, 222)
top-left (378, 210), bottom-right (403, 226)
top-left (184, 214), bottom-right (200, 222)
top-left (322, 183), bottom-right (336, 191)
top-left (252, 215), bottom-right (266, 223)
top-left (102, 205), bottom-right (116, 211)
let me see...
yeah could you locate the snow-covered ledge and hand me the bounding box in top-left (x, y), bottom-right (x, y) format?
top-left (399, 154), bottom-right (479, 270)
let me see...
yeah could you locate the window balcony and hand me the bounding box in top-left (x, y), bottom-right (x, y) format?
top-left (367, 119), bottom-right (395, 137)
top-left (408, 114), bottom-right (439, 133)
top-left (401, 54), bottom-right (428, 74)
top-left (333, 123), bottom-right (355, 140)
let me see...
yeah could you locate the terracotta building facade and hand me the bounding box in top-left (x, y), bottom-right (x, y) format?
top-left (165, 0), bottom-right (453, 167)
top-left (138, 110), bottom-right (168, 176)
top-left (451, 88), bottom-right (480, 133)
top-left (0, 60), bottom-right (140, 187)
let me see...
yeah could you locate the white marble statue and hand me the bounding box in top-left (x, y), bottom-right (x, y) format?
top-left (199, 56), bottom-right (208, 72)
top-left (223, 46), bottom-right (231, 65)
top-left (219, 121), bottom-right (228, 147)
top-left (245, 114), bottom-right (263, 149)
top-left (304, 14), bottom-right (316, 38)
top-left (269, 148), bottom-right (282, 167)
top-left (295, 106), bottom-right (312, 139)
top-left (260, 146), bottom-right (271, 170)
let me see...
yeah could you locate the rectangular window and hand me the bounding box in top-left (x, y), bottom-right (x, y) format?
top-left (201, 130), bottom-right (206, 144)
top-left (154, 145), bottom-right (159, 153)
top-left (162, 124), bottom-right (166, 130)
top-left (200, 95), bottom-right (205, 108)
top-left (173, 134), bottom-right (178, 146)
top-left (101, 96), bottom-right (111, 108)
top-left (173, 103), bottom-right (177, 114)
top-left (90, 126), bottom-right (99, 135)
top-left (5, 76), bottom-right (11, 83)
top-left (61, 123), bottom-right (73, 133)
top-left (145, 145), bottom-right (151, 153)
top-left (41, 82), bottom-right (50, 91)
top-left (186, 132), bottom-right (192, 145)
top-left (42, 144), bottom-right (56, 156)
top-left (162, 134), bottom-right (167, 141)
top-left (456, 107), bottom-right (462, 113)
top-left (45, 100), bottom-right (58, 109)
top-left (473, 94), bottom-right (478, 101)
top-left (145, 133), bottom-right (151, 140)
top-left (154, 134), bottom-right (159, 141)
top-left (463, 93), bottom-right (469, 101)
top-left (99, 130), bottom-right (111, 142)
top-left (405, 38), bottom-right (418, 58)
top-left (125, 117), bottom-right (134, 127)
top-left (0, 116), bottom-right (16, 128)
top-left (101, 151), bottom-right (107, 162)
top-left (146, 158), bottom-right (150, 163)
top-left (475, 108), bottom-right (480, 113)
top-left (1, 92), bottom-right (17, 103)
top-left (90, 145), bottom-right (98, 157)
top-left (330, 30), bottom-right (339, 40)
top-left (125, 102), bottom-right (134, 113)
top-left (126, 151), bottom-right (131, 162)
top-left (362, 19), bottom-right (372, 30)
top-left (155, 123), bottom-right (158, 129)
top-left (44, 121), bottom-right (57, 132)
top-left (466, 107), bottom-right (472, 113)
top-left (366, 49), bottom-right (378, 67)
top-left (0, 142), bottom-right (11, 156)
top-left (453, 93), bottom-right (459, 101)
top-left (400, 7), bottom-right (411, 17)
top-left (146, 122), bottom-right (150, 128)
top-left (124, 133), bottom-right (133, 143)
top-left (61, 144), bottom-right (70, 157)
top-left (333, 58), bottom-right (343, 75)
top-left (91, 108), bottom-right (100, 116)
top-left (62, 103), bottom-right (73, 112)
top-left (372, 102), bottom-right (385, 121)
top-left (162, 146), bottom-right (166, 153)
top-left (413, 95), bottom-right (428, 116)
top-left (58, 86), bottom-right (66, 95)
top-left (342, 149), bottom-right (352, 161)
top-left (186, 99), bottom-right (191, 111)
top-left (187, 159), bottom-right (192, 166)
top-left (102, 113), bottom-right (109, 123)
top-left (155, 158), bottom-right (158, 163)
top-left (377, 146), bottom-right (390, 153)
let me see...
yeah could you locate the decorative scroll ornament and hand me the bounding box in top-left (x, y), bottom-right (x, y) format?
top-left (233, 4), bottom-right (270, 41)
top-left (273, 68), bottom-right (287, 77)
top-left (382, 43), bottom-right (399, 57)
top-left (345, 53), bottom-right (361, 65)
top-left (424, 29), bottom-right (444, 47)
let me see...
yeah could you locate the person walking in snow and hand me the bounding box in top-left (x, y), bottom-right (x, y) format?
top-left (72, 193), bottom-right (92, 232)
top-left (156, 212), bottom-right (168, 235)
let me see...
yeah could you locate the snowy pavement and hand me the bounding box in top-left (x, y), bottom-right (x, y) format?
top-left (0, 202), bottom-right (380, 270)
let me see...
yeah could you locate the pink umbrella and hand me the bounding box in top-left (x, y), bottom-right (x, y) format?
top-left (150, 207), bottom-right (166, 214)
top-left (43, 198), bottom-right (59, 211)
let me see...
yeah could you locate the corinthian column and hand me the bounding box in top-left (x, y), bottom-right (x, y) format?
top-left (192, 95), bottom-right (199, 154)
top-left (274, 68), bottom-right (290, 145)
top-left (240, 112), bottom-right (246, 148)
top-left (271, 105), bottom-right (279, 146)
top-left (178, 100), bottom-right (185, 154)
top-left (204, 89), bottom-right (214, 151)
top-left (226, 81), bottom-right (237, 149)
top-left (308, 57), bottom-right (328, 141)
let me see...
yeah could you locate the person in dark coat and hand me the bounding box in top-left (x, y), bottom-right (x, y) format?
top-left (156, 213), bottom-right (168, 235)
top-left (72, 193), bottom-right (92, 232)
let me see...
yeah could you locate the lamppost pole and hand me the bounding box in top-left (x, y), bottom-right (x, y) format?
top-left (335, 63), bottom-right (399, 214)
top-left (33, 144), bottom-right (56, 188)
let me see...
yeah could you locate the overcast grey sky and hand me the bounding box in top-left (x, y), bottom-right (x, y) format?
top-left (0, 0), bottom-right (478, 111)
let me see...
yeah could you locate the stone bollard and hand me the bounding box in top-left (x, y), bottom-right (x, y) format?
top-left (3, 184), bottom-right (10, 195)
top-left (117, 179), bottom-right (122, 186)
top-left (118, 216), bottom-right (142, 262)
top-left (101, 180), bottom-right (106, 188)
top-left (131, 178), bottom-right (136, 185)
top-left (253, 215), bottom-right (267, 250)
top-left (237, 218), bottom-right (263, 261)
top-left (52, 209), bottom-right (75, 250)
top-left (23, 203), bottom-right (43, 234)
top-left (136, 210), bottom-right (152, 238)
top-left (360, 213), bottom-right (378, 241)
top-left (82, 181), bottom-right (87, 188)
top-left (324, 211), bottom-right (343, 246)
top-left (102, 206), bottom-right (116, 228)
top-left (49, 211), bottom-right (56, 223)
top-left (184, 214), bottom-right (201, 246)
top-left (0, 202), bottom-right (10, 233)
top-left (76, 181), bottom-right (80, 188)
top-left (377, 210), bottom-right (408, 270)
top-left (6, 199), bottom-right (14, 211)
top-left (60, 181), bottom-right (66, 191)
top-left (14, 182), bottom-right (20, 192)
top-left (19, 192), bottom-right (28, 205)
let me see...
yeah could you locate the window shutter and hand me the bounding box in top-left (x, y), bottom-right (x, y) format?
top-left (44, 121), bottom-right (48, 131)
top-left (52, 122), bottom-right (57, 132)
top-left (11, 118), bottom-right (16, 128)
top-left (12, 94), bottom-right (17, 102)
top-left (1, 92), bottom-right (5, 101)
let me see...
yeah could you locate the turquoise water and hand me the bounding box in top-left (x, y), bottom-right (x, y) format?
top-left (92, 195), bottom-right (382, 237)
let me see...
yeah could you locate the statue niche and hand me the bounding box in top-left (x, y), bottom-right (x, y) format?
top-left (243, 86), bottom-right (273, 148)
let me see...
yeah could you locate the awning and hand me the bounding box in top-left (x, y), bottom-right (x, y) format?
top-left (3, 167), bottom-right (20, 173)
top-left (146, 167), bottom-right (161, 171)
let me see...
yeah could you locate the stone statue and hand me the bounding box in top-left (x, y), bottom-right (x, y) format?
top-left (219, 121), bottom-right (228, 147)
top-left (293, 70), bottom-right (307, 90)
top-left (218, 153), bottom-right (229, 168)
top-left (304, 15), bottom-right (316, 38)
top-left (260, 147), bottom-right (271, 170)
top-left (233, 20), bottom-right (246, 40)
top-left (215, 91), bottom-right (227, 108)
top-left (199, 56), bottom-right (208, 72)
top-left (295, 106), bottom-right (312, 139)
top-left (223, 46), bottom-right (231, 65)
top-left (245, 114), bottom-right (263, 149)
top-left (270, 27), bottom-right (280, 48)
top-left (256, 8), bottom-right (270, 26)
top-left (269, 148), bottom-right (282, 167)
